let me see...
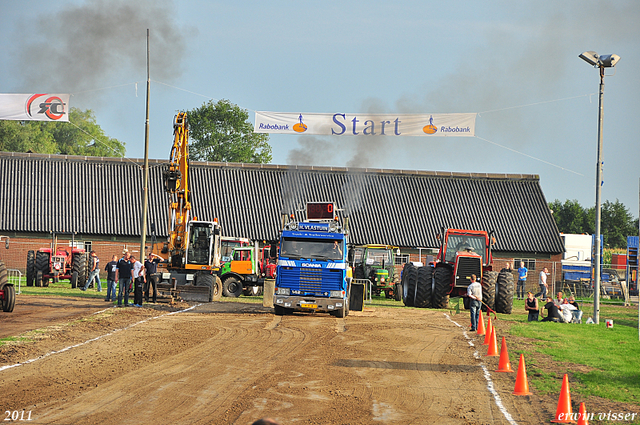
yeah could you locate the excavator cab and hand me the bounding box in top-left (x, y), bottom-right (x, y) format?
top-left (186, 221), bottom-right (221, 267)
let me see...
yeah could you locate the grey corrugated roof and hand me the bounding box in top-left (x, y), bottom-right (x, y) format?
top-left (0, 152), bottom-right (563, 254)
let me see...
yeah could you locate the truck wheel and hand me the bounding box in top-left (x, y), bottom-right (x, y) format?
top-left (222, 276), bottom-right (243, 298)
top-left (495, 271), bottom-right (514, 314)
top-left (482, 271), bottom-right (497, 312)
top-left (26, 250), bottom-right (35, 287)
top-left (402, 263), bottom-right (417, 307)
top-left (212, 276), bottom-right (223, 301)
top-left (432, 266), bottom-right (452, 309)
top-left (414, 266), bottom-right (433, 308)
top-left (196, 273), bottom-right (215, 302)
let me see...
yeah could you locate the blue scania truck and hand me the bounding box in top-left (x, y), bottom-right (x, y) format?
top-left (274, 202), bottom-right (351, 317)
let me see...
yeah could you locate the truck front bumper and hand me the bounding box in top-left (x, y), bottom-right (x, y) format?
top-left (273, 295), bottom-right (345, 313)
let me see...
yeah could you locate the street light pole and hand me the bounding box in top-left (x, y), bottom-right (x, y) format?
top-left (579, 51), bottom-right (620, 325)
top-left (593, 66), bottom-right (604, 325)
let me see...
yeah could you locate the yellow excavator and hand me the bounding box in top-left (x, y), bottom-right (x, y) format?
top-left (154, 112), bottom-right (223, 302)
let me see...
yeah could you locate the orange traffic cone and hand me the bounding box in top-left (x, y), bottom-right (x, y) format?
top-left (513, 354), bottom-right (532, 395)
top-left (551, 374), bottom-right (574, 423)
top-left (477, 310), bottom-right (486, 336)
top-left (577, 402), bottom-right (589, 425)
top-left (486, 323), bottom-right (499, 356)
top-left (495, 336), bottom-right (514, 372)
top-left (483, 317), bottom-right (493, 345)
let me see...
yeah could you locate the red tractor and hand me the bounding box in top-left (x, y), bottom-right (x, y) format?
top-left (404, 228), bottom-right (513, 314)
top-left (26, 233), bottom-right (88, 289)
top-left (1, 236), bottom-right (15, 313)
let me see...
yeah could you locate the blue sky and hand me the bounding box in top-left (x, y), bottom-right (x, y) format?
top-left (1, 0), bottom-right (639, 218)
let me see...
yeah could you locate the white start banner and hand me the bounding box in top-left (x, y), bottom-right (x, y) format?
top-left (254, 111), bottom-right (476, 137)
top-left (0, 93), bottom-right (70, 122)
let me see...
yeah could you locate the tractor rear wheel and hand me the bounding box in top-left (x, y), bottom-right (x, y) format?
top-left (1, 261), bottom-right (15, 312)
top-left (402, 263), bottom-right (417, 307)
top-left (482, 271), bottom-right (497, 312)
top-left (70, 271), bottom-right (79, 289)
top-left (495, 271), bottom-right (514, 314)
top-left (222, 276), bottom-right (243, 298)
top-left (414, 266), bottom-right (433, 308)
top-left (394, 282), bottom-right (402, 301)
top-left (35, 251), bottom-right (49, 287)
top-left (432, 266), bottom-right (452, 309)
top-left (26, 250), bottom-right (35, 287)
top-left (72, 253), bottom-right (88, 288)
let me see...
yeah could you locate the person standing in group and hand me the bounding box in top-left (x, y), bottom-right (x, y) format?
top-left (467, 274), bottom-right (482, 332)
top-left (82, 250), bottom-right (102, 292)
top-left (517, 261), bottom-right (528, 300)
top-left (131, 255), bottom-right (145, 307)
top-left (144, 252), bottom-right (162, 303)
top-left (116, 250), bottom-right (133, 307)
top-left (537, 267), bottom-right (549, 300)
top-left (524, 291), bottom-right (539, 321)
top-left (104, 255), bottom-right (118, 302)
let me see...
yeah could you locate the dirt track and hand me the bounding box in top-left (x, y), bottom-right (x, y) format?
top-left (0, 297), bottom-right (552, 424)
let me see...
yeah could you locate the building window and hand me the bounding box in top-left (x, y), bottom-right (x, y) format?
top-left (514, 258), bottom-right (536, 271)
top-left (84, 241), bottom-right (92, 252)
top-left (395, 254), bottom-right (410, 265)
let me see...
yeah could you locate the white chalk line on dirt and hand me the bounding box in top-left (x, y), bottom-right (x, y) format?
top-left (445, 313), bottom-right (518, 425)
top-left (0, 304), bottom-right (201, 373)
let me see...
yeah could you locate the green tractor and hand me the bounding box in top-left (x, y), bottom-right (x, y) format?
top-left (351, 245), bottom-right (401, 300)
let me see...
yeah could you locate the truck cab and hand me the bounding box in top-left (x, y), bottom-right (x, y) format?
top-left (274, 204), bottom-right (350, 317)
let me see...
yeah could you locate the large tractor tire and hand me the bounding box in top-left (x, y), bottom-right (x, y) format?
top-left (354, 266), bottom-right (365, 280)
top-left (402, 263), bottom-right (417, 307)
top-left (495, 270), bottom-right (514, 314)
top-left (414, 266), bottom-right (433, 308)
top-left (72, 253), bottom-right (88, 288)
top-left (432, 266), bottom-right (452, 309)
top-left (26, 250), bottom-right (35, 287)
top-left (222, 276), bottom-right (243, 298)
top-left (394, 281), bottom-right (402, 302)
top-left (482, 271), bottom-right (498, 312)
top-left (35, 251), bottom-right (49, 287)
top-left (1, 261), bottom-right (15, 312)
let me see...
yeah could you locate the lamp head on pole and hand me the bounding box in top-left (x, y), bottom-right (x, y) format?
top-left (579, 51), bottom-right (621, 68)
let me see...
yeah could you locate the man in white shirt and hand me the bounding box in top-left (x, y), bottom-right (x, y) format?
top-left (467, 274), bottom-right (483, 332)
top-left (558, 299), bottom-right (577, 323)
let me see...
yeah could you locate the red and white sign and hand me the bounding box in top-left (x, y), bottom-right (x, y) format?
top-left (0, 93), bottom-right (70, 122)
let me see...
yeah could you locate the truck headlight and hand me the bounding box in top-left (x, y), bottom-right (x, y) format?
top-left (330, 290), bottom-right (344, 298)
top-left (276, 287), bottom-right (290, 296)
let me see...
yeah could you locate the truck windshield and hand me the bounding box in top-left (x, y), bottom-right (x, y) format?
top-left (445, 235), bottom-right (486, 264)
top-left (281, 237), bottom-right (344, 261)
top-left (365, 248), bottom-right (391, 265)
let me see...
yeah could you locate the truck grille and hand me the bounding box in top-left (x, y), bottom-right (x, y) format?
top-left (278, 267), bottom-right (342, 294)
top-left (455, 257), bottom-right (482, 287)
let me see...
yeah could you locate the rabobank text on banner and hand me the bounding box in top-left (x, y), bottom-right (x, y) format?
top-left (0, 93), bottom-right (71, 122)
top-left (254, 111), bottom-right (476, 137)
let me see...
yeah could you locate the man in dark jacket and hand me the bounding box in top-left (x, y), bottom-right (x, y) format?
top-left (144, 252), bottom-right (162, 303)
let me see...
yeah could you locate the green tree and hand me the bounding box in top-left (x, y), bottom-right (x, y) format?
top-left (601, 200), bottom-right (636, 248)
top-left (550, 199), bottom-right (637, 249)
top-left (188, 99), bottom-right (272, 163)
top-left (0, 107), bottom-right (125, 157)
